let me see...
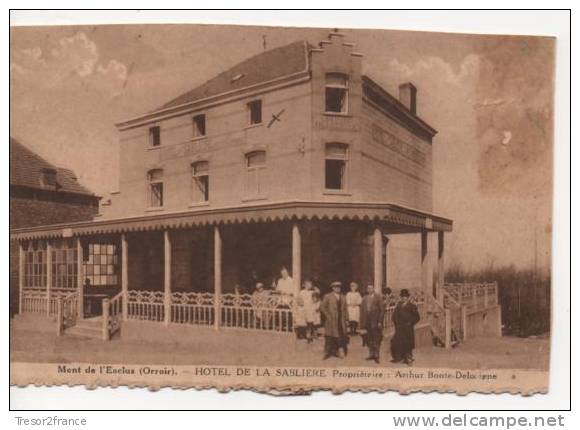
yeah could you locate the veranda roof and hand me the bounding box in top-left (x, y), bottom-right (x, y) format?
top-left (10, 201), bottom-right (452, 241)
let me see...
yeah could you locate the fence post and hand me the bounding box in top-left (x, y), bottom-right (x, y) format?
top-left (444, 308), bottom-right (452, 349)
top-left (461, 305), bottom-right (468, 341)
top-left (472, 286), bottom-right (477, 310)
top-left (102, 298), bottom-right (110, 341)
top-left (483, 287), bottom-right (488, 308)
top-left (56, 298), bottom-right (64, 336)
top-left (18, 242), bottom-right (25, 315)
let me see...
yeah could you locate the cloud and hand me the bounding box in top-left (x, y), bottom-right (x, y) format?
top-left (51, 32), bottom-right (98, 77)
top-left (388, 54), bottom-right (480, 88)
top-left (11, 32), bottom-right (127, 86)
top-left (97, 59), bottom-right (128, 82)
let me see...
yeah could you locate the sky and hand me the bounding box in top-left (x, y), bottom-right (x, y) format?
top-left (9, 24), bottom-right (555, 271)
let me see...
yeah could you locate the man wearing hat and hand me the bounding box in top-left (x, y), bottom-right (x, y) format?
top-left (360, 284), bottom-right (386, 363)
top-left (320, 281), bottom-right (348, 359)
top-left (390, 289), bottom-right (420, 365)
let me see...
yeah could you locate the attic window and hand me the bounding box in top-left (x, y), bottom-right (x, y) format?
top-left (231, 73), bottom-right (245, 83)
top-left (40, 168), bottom-right (57, 190)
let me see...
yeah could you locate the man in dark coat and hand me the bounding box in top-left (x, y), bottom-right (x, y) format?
top-left (360, 285), bottom-right (386, 363)
top-left (391, 289), bottom-right (420, 365)
top-left (320, 281), bottom-right (348, 359)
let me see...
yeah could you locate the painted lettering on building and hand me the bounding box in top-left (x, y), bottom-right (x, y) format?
top-left (160, 140), bottom-right (211, 162)
top-left (314, 115), bottom-right (360, 132)
top-left (371, 124), bottom-right (426, 167)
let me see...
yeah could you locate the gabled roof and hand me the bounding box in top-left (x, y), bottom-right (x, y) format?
top-left (158, 40), bottom-right (310, 111)
top-left (10, 137), bottom-right (96, 197)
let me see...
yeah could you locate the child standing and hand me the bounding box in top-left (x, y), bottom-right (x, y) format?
top-left (346, 282), bottom-right (362, 335)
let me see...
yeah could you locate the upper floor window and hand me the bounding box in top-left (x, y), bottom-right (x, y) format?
top-left (325, 143), bottom-right (348, 190)
top-left (325, 73), bottom-right (349, 114)
top-left (149, 126), bottom-right (161, 147)
top-left (192, 114), bottom-right (206, 138)
top-left (247, 100), bottom-right (262, 125)
top-left (147, 169), bottom-right (164, 207)
top-left (245, 150), bottom-right (266, 196)
top-left (191, 161), bottom-right (209, 203)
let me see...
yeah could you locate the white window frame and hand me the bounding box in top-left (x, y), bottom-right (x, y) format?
top-left (325, 73), bottom-right (349, 115)
top-left (324, 143), bottom-right (349, 191)
top-left (245, 151), bottom-right (267, 198)
top-left (191, 161), bottom-right (210, 204)
top-left (147, 169), bottom-right (164, 208)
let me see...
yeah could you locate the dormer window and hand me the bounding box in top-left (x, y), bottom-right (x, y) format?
top-left (40, 168), bottom-right (57, 190)
top-left (325, 73), bottom-right (349, 114)
top-left (149, 126), bottom-right (161, 147)
top-left (193, 114), bottom-right (206, 138)
top-left (247, 100), bottom-right (262, 125)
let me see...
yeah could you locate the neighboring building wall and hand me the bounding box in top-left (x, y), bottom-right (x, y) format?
top-left (103, 81), bottom-right (313, 219)
top-left (10, 188), bottom-right (99, 316)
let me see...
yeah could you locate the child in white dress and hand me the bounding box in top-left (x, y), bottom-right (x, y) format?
top-left (345, 282), bottom-right (362, 335)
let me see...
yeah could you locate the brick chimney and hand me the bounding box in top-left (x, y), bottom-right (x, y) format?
top-left (399, 82), bottom-right (417, 115)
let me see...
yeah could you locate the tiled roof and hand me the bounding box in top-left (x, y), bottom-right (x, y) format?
top-left (158, 40), bottom-right (310, 110)
top-left (9, 137), bottom-right (96, 197)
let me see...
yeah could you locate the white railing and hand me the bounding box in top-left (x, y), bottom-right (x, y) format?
top-left (49, 289), bottom-right (76, 316)
top-left (171, 292), bottom-right (214, 326)
top-left (127, 290), bottom-right (165, 322)
top-left (444, 282), bottom-right (498, 311)
top-left (56, 291), bottom-right (79, 335)
top-left (220, 293), bottom-right (293, 333)
top-left (21, 289), bottom-right (47, 314)
top-left (102, 292), bottom-right (123, 340)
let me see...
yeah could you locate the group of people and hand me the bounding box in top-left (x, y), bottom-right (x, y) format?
top-left (247, 267), bottom-right (420, 366)
top-left (311, 281), bottom-right (419, 365)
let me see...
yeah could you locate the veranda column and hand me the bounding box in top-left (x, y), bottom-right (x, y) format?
top-left (213, 225), bottom-right (222, 330)
top-left (437, 231), bottom-right (445, 301)
top-left (46, 241), bottom-right (53, 316)
top-left (163, 230), bottom-right (172, 326)
top-left (18, 241), bottom-right (25, 314)
top-left (373, 227), bottom-right (383, 294)
top-left (121, 233), bottom-right (128, 321)
top-left (384, 236), bottom-right (390, 291)
top-left (420, 231), bottom-right (432, 296)
top-left (76, 237), bottom-right (84, 319)
top-left (292, 223), bottom-right (301, 296)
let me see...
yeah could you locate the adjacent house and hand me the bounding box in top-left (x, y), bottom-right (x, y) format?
top-left (9, 137), bottom-right (100, 315)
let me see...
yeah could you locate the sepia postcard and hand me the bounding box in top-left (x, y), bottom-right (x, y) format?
top-left (9, 22), bottom-right (554, 395)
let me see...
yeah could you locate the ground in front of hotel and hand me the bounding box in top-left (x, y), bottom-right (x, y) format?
top-left (10, 320), bottom-right (549, 371)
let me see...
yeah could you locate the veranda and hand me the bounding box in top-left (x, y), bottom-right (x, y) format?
top-left (13, 202), bottom-right (498, 347)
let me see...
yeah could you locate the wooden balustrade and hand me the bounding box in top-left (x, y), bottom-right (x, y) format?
top-left (56, 291), bottom-right (79, 336)
top-left (126, 290), bottom-right (164, 322)
top-left (443, 282), bottom-right (498, 311)
top-left (102, 292), bottom-right (123, 340)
